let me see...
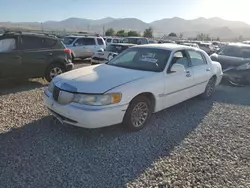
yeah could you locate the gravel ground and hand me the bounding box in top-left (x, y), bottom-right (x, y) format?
top-left (0, 66), bottom-right (250, 188)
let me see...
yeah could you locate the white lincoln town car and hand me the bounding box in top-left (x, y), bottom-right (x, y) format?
top-left (44, 44), bottom-right (223, 131)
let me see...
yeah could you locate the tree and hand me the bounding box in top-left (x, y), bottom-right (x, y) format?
top-left (127, 30), bottom-right (140, 36)
top-left (168, 32), bottom-right (177, 37)
top-left (143, 27), bottom-right (153, 38)
top-left (116, 30), bottom-right (127, 37)
top-left (179, 33), bottom-right (183, 39)
top-left (105, 28), bottom-right (115, 36)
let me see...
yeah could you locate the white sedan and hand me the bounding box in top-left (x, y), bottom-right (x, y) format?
top-left (44, 44), bottom-right (223, 131)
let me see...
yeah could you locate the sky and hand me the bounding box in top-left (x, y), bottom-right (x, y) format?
top-left (0, 0), bottom-right (249, 24)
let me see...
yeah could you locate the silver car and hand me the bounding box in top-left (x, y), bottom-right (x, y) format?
top-left (63, 35), bottom-right (106, 60)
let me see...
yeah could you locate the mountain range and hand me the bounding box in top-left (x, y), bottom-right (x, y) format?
top-left (1, 17), bottom-right (250, 39)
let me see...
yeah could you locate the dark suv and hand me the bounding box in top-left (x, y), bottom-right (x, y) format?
top-left (0, 31), bottom-right (73, 82)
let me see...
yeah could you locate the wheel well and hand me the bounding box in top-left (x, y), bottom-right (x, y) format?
top-left (132, 92), bottom-right (156, 111)
top-left (212, 75), bottom-right (217, 81)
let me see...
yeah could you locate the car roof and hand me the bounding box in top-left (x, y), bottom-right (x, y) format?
top-left (228, 43), bottom-right (250, 47)
top-left (130, 43), bottom-right (200, 51)
top-left (124, 37), bottom-right (146, 39)
top-left (108, 43), bottom-right (134, 46)
top-left (65, 35), bottom-right (101, 38)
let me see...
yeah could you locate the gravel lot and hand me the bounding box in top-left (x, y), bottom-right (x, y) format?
top-left (0, 64), bottom-right (250, 188)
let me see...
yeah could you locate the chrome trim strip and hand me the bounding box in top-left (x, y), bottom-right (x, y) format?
top-left (159, 80), bottom-right (208, 97)
top-left (70, 103), bottom-right (129, 111)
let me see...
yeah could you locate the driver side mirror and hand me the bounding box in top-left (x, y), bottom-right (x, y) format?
top-left (171, 64), bottom-right (185, 73)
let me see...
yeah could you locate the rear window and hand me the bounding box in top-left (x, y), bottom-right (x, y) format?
top-left (63, 37), bottom-right (76, 45)
top-left (97, 38), bottom-right (104, 45)
top-left (107, 38), bottom-right (112, 43)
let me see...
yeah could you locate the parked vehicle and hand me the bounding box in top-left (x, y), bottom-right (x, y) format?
top-left (91, 43), bottom-right (134, 64)
top-left (122, 37), bottom-right (149, 45)
top-left (210, 43), bottom-right (250, 86)
top-left (44, 44), bottom-right (223, 131)
top-left (62, 35), bottom-right (106, 60)
top-left (182, 43), bottom-right (200, 48)
top-left (198, 42), bottom-right (215, 55)
top-left (0, 31), bottom-right (73, 82)
top-left (105, 37), bottom-right (121, 45)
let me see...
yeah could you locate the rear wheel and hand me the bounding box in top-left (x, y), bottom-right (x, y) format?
top-left (45, 64), bottom-right (65, 82)
top-left (123, 96), bottom-right (152, 131)
top-left (200, 77), bottom-right (216, 99)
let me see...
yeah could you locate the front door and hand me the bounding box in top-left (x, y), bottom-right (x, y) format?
top-left (163, 50), bottom-right (195, 108)
top-left (0, 36), bottom-right (23, 79)
top-left (19, 35), bottom-right (50, 77)
top-left (186, 50), bottom-right (212, 95)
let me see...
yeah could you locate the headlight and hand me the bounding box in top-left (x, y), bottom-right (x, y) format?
top-left (73, 93), bottom-right (122, 106)
top-left (236, 63), bottom-right (250, 70)
top-left (48, 81), bottom-right (55, 93)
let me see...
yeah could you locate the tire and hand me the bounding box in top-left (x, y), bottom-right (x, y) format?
top-left (45, 64), bottom-right (65, 82)
top-left (200, 77), bottom-right (216, 99)
top-left (71, 53), bottom-right (75, 61)
top-left (123, 96), bottom-right (153, 131)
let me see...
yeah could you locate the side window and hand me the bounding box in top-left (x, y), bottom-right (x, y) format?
top-left (220, 46), bottom-right (241, 57)
top-left (74, 38), bottom-right (85, 46)
top-left (97, 38), bottom-right (104, 45)
top-left (188, 51), bottom-right (206, 66)
top-left (0, 38), bottom-right (16, 52)
top-left (168, 51), bottom-right (189, 73)
top-left (43, 38), bottom-right (57, 48)
top-left (84, 38), bottom-right (96, 45)
top-left (21, 36), bottom-right (43, 50)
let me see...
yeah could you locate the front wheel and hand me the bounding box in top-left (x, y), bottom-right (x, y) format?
top-left (123, 96), bottom-right (152, 131)
top-left (200, 77), bottom-right (216, 99)
top-left (45, 64), bottom-right (65, 82)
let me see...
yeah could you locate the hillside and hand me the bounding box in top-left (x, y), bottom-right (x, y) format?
top-left (1, 17), bottom-right (250, 39)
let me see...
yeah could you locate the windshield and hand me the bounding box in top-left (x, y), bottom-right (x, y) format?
top-left (106, 44), bottom-right (125, 53)
top-left (107, 47), bottom-right (171, 72)
top-left (63, 37), bottom-right (76, 45)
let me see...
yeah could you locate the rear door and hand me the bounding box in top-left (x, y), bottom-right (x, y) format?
top-left (84, 38), bottom-right (98, 56)
top-left (0, 36), bottom-right (22, 79)
top-left (186, 50), bottom-right (211, 95)
top-left (19, 35), bottom-right (51, 77)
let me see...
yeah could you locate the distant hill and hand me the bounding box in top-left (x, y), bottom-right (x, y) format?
top-left (1, 17), bottom-right (250, 39)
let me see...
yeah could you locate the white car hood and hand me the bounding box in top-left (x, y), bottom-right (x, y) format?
top-left (53, 64), bottom-right (155, 93)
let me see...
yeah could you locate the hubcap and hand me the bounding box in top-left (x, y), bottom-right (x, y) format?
top-left (206, 79), bottom-right (215, 96)
top-left (131, 102), bottom-right (148, 127)
top-left (50, 67), bottom-right (63, 79)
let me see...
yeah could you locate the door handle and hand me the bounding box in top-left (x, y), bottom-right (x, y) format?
top-left (15, 55), bottom-right (21, 58)
top-left (48, 53), bottom-right (52, 56)
top-left (206, 68), bottom-right (211, 71)
top-left (186, 71), bottom-right (192, 77)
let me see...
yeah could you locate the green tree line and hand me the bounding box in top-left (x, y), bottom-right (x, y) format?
top-left (105, 27), bottom-right (153, 38)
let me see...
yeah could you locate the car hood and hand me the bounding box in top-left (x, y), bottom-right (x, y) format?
top-left (53, 64), bottom-right (155, 93)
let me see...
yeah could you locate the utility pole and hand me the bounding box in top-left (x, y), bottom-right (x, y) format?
top-left (41, 22), bottom-right (44, 32)
top-left (103, 25), bottom-right (105, 36)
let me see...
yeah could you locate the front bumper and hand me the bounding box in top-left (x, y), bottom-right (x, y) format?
top-left (43, 90), bottom-right (128, 129)
top-left (91, 57), bottom-right (108, 65)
